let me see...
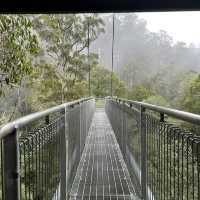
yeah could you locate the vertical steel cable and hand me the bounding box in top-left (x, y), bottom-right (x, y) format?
top-left (111, 13), bottom-right (115, 97)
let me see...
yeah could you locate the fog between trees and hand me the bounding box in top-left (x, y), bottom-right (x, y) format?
top-left (0, 13), bottom-right (200, 125)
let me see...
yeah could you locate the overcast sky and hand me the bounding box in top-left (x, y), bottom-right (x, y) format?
top-left (137, 11), bottom-right (200, 46)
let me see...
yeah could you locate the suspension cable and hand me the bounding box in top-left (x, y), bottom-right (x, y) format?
top-left (111, 13), bottom-right (115, 97)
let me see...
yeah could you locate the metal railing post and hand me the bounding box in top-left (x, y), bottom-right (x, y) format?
top-left (80, 102), bottom-right (82, 156)
top-left (65, 106), bottom-right (70, 199)
top-left (122, 102), bottom-right (127, 158)
top-left (140, 106), bottom-right (147, 200)
top-left (78, 103), bottom-right (81, 162)
top-left (60, 108), bottom-right (68, 200)
top-left (3, 128), bottom-right (20, 200)
top-left (45, 115), bottom-right (50, 124)
top-left (160, 113), bottom-right (165, 122)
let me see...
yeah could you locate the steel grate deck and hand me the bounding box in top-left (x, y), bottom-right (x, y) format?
top-left (70, 108), bottom-right (138, 200)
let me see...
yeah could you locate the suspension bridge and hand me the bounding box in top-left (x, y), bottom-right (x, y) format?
top-left (0, 97), bottom-right (200, 200)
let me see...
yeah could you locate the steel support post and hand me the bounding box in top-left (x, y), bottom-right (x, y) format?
top-left (3, 128), bottom-right (20, 200)
top-left (140, 106), bottom-right (147, 200)
top-left (80, 102), bottom-right (82, 156)
top-left (122, 103), bottom-right (127, 158)
top-left (60, 108), bottom-right (68, 200)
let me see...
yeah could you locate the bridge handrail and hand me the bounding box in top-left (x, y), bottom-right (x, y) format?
top-left (107, 96), bottom-right (200, 125)
top-left (0, 97), bottom-right (93, 139)
top-left (105, 96), bottom-right (200, 200)
top-left (0, 96), bottom-right (95, 200)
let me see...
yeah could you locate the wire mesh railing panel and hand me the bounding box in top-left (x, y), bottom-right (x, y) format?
top-left (126, 106), bottom-right (141, 177)
top-left (0, 97), bottom-right (95, 200)
top-left (145, 112), bottom-right (200, 200)
top-left (105, 100), bottom-right (142, 197)
top-left (80, 102), bottom-right (86, 155)
top-left (106, 97), bottom-right (200, 200)
top-left (19, 115), bottom-right (64, 200)
top-left (79, 100), bottom-right (95, 155)
top-left (67, 99), bottom-right (95, 194)
top-left (68, 104), bottom-right (81, 193)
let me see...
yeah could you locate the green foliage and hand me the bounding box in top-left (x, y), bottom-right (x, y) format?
top-left (148, 68), bottom-right (197, 108)
top-left (128, 85), bottom-right (154, 101)
top-left (147, 129), bottom-right (198, 200)
top-left (181, 74), bottom-right (200, 114)
top-left (91, 66), bottom-right (110, 97)
top-left (91, 65), bottom-right (127, 97)
top-left (95, 99), bottom-right (105, 108)
top-left (144, 95), bottom-right (170, 107)
top-left (0, 14), bottom-right (105, 124)
top-left (32, 14), bottom-right (104, 102)
top-left (0, 15), bottom-right (39, 87)
top-left (27, 64), bottom-right (63, 111)
top-left (27, 64), bottom-right (89, 112)
top-left (65, 80), bottom-right (88, 100)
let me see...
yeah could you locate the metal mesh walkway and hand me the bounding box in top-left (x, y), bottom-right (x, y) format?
top-left (70, 108), bottom-right (138, 200)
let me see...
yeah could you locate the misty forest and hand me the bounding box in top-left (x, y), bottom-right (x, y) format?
top-left (0, 13), bottom-right (200, 125)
